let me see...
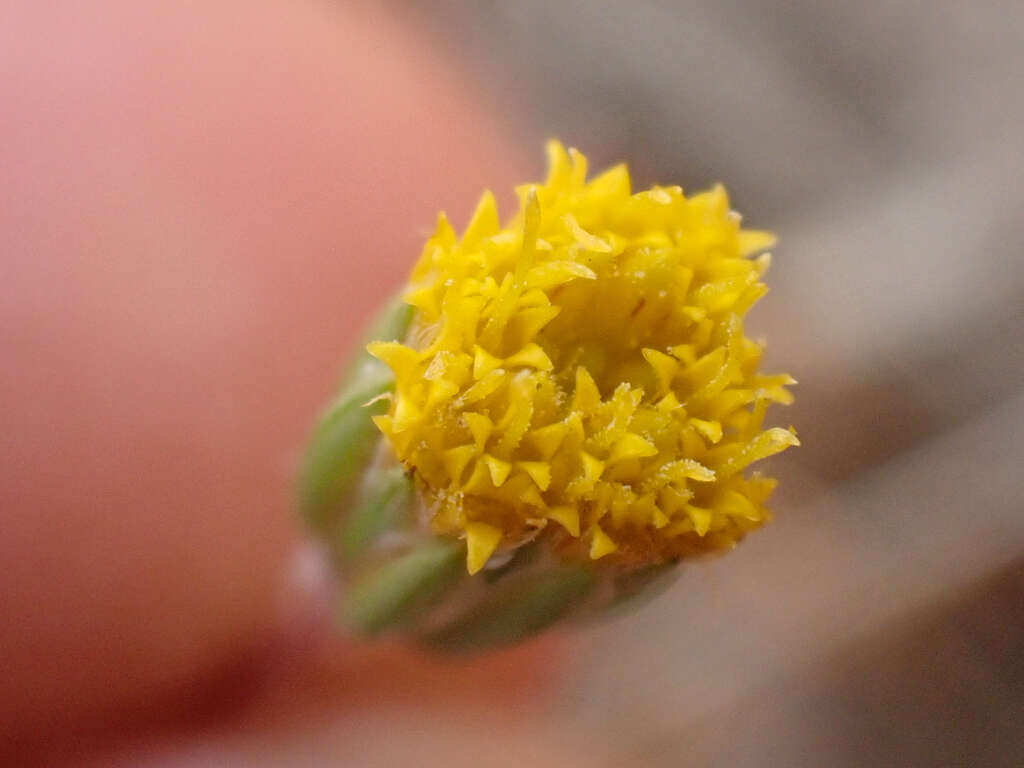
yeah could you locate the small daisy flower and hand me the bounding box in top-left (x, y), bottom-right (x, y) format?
top-left (302, 142), bottom-right (797, 650)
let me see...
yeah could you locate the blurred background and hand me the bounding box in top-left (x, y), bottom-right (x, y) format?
top-left (3, 0), bottom-right (1021, 765)
top-left (407, 1), bottom-right (1024, 765)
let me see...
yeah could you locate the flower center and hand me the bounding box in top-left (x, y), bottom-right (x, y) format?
top-left (368, 142), bottom-right (797, 573)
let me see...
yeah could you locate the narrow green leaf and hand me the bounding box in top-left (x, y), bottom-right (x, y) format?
top-left (340, 466), bottom-right (414, 558)
top-left (299, 376), bottom-right (390, 533)
top-left (299, 293), bottom-right (413, 533)
top-left (346, 540), bottom-right (463, 636)
top-left (425, 564), bottom-right (595, 652)
top-left (595, 562), bottom-right (679, 620)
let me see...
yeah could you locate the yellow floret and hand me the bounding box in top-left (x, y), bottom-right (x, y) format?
top-left (370, 141), bottom-right (797, 573)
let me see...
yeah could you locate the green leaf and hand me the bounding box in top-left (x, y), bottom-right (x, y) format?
top-left (299, 292), bottom-right (414, 533)
top-left (425, 564), bottom-right (595, 652)
top-left (595, 562), bottom-right (679, 621)
top-left (298, 376), bottom-right (390, 533)
top-left (340, 466), bottom-right (414, 558)
top-left (346, 540), bottom-right (463, 636)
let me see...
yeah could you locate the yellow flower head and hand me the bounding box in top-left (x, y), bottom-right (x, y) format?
top-left (369, 141), bottom-right (797, 574)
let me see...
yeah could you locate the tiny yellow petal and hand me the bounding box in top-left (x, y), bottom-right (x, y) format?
top-left (589, 525), bottom-right (618, 559)
top-left (607, 433), bottom-right (658, 464)
top-left (472, 345), bottom-right (503, 379)
top-left (391, 397), bottom-right (423, 433)
top-left (462, 190), bottom-right (500, 246)
top-left (404, 285), bottom-right (440, 320)
top-left (572, 367), bottom-right (602, 413)
top-left (461, 460), bottom-right (492, 494)
top-left (637, 187), bottom-right (672, 205)
top-left (366, 342), bottom-right (419, 381)
top-left (642, 348), bottom-right (680, 394)
top-left (526, 260), bottom-right (598, 289)
top-left (737, 229), bottom-right (777, 256)
top-left (565, 412), bottom-right (585, 443)
top-left (686, 505), bottom-right (713, 537)
top-left (568, 147), bottom-right (589, 187)
top-left (656, 392), bottom-right (682, 413)
top-left (573, 452), bottom-right (605, 493)
top-left (462, 412), bottom-right (493, 451)
top-left (505, 343), bottom-right (554, 371)
top-left (465, 522), bottom-right (503, 574)
top-left (442, 445), bottom-right (477, 486)
top-left (545, 139), bottom-right (572, 189)
top-left (690, 418), bottom-right (723, 444)
top-left (517, 461), bottom-right (552, 491)
top-left (652, 506), bottom-right (670, 529)
top-left (458, 369), bottom-right (506, 405)
top-left (680, 306), bottom-right (706, 323)
top-left (514, 305), bottom-right (562, 342)
top-left (545, 506), bottom-right (580, 537)
top-left (528, 421), bottom-right (569, 459)
top-left (432, 211), bottom-right (457, 247)
top-left (676, 459), bottom-right (716, 483)
top-left (586, 163), bottom-right (631, 199)
top-left (754, 252), bottom-right (772, 275)
top-left (562, 213), bottom-right (612, 252)
top-left (482, 454), bottom-right (512, 487)
top-left (424, 378), bottom-right (459, 412)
